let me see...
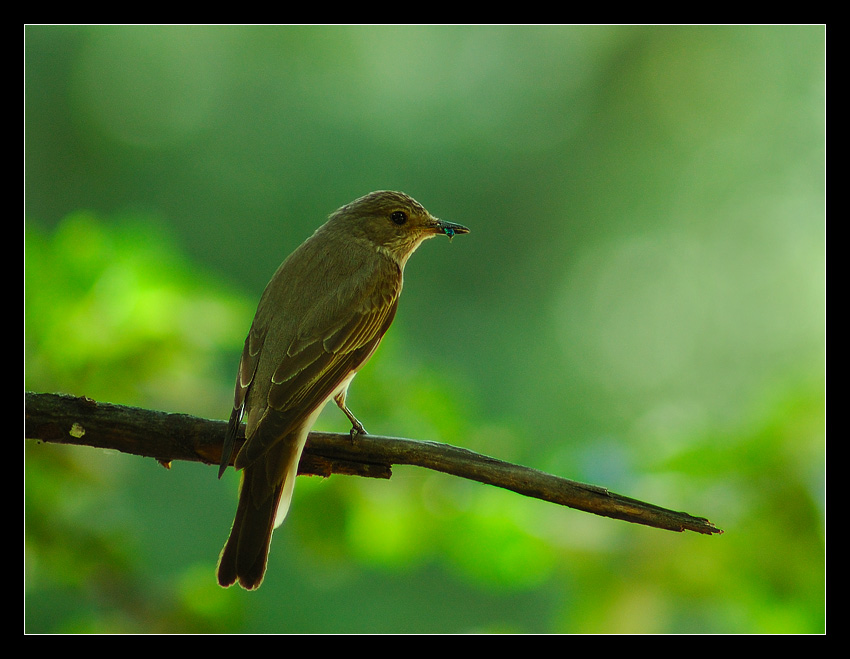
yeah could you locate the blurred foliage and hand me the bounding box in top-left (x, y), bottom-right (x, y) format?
top-left (25, 212), bottom-right (251, 416)
top-left (25, 25), bottom-right (824, 633)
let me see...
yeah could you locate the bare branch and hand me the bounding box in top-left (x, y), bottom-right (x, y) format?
top-left (25, 392), bottom-right (722, 536)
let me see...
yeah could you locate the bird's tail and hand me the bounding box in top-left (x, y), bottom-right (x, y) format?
top-left (216, 436), bottom-right (303, 590)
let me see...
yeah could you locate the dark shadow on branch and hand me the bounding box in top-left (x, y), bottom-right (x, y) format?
top-left (25, 392), bottom-right (722, 536)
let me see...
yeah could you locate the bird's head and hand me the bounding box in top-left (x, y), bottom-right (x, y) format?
top-left (330, 190), bottom-right (469, 266)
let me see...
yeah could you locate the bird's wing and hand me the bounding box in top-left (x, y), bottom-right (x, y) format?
top-left (232, 261), bottom-right (401, 471)
top-left (219, 326), bottom-right (266, 477)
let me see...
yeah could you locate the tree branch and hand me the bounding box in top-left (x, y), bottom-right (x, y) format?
top-left (25, 392), bottom-right (722, 536)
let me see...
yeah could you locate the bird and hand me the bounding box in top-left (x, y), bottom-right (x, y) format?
top-left (216, 190), bottom-right (469, 590)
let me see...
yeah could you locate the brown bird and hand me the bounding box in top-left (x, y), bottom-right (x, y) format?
top-left (216, 190), bottom-right (469, 590)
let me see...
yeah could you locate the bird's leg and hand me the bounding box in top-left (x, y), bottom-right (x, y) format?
top-left (334, 391), bottom-right (367, 439)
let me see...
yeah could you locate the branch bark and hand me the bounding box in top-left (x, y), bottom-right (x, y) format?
top-left (25, 391), bottom-right (722, 536)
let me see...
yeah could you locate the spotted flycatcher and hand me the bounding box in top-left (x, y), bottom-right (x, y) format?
top-left (216, 190), bottom-right (468, 589)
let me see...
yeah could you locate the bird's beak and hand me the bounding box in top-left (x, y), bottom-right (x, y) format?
top-left (429, 217), bottom-right (470, 240)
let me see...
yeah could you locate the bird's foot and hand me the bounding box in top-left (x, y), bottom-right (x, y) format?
top-left (348, 420), bottom-right (367, 441)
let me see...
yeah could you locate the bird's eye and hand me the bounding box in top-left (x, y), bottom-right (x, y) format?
top-left (390, 211), bottom-right (408, 225)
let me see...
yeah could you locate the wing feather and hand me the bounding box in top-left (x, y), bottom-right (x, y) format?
top-left (232, 255), bottom-right (401, 470)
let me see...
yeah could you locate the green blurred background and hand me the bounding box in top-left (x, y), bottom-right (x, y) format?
top-left (24, 25), bottom-right (825, 633)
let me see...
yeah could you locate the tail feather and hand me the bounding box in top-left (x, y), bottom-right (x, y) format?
top-left (216, 435), bottom-right (303, 590)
